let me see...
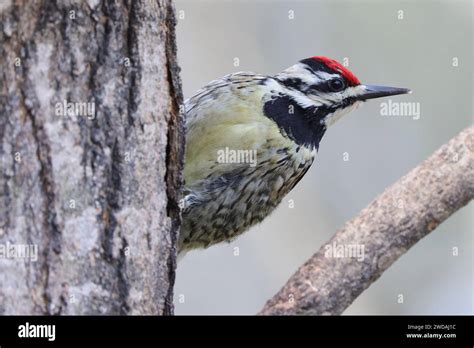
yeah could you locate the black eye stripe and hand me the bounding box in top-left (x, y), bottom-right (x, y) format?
top-left (303, 66), bottom-right (317, 75)
top-left (308, 78), bottom-right (345, 94)
top-left (309, 82), bottom-right (331, 93)
top-left (300, 58), bottom-right (337, 76)
top-left (276, 76), bottom-right (347, 94)
top-left (276, 77), bottom-right (309, 91)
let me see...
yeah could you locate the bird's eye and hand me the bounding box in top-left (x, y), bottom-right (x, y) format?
top-left (328, 78), bottom-right (345, 92)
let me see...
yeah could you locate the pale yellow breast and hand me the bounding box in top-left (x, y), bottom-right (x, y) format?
top-left (184, 87), bottom-right (296, 185)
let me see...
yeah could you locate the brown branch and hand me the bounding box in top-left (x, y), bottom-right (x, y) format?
top-left (260, 125), bottom-right (474, 315)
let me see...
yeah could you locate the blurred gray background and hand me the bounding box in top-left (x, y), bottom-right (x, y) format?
top-left (173, 0), bottom-right (473, 315)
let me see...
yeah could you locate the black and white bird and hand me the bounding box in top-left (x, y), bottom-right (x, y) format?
top-left (179, 56), bottom-right (410, 257)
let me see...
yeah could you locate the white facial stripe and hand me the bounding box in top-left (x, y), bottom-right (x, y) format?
top-left (348, 85), bottom-right (367, 98)
top-left (322, 101), bottom-right (363, 127)
top-left (315, 85), bottom-right (364, 102)
top-left (285, 89), bottom-right (324, 108)
top-left (264, 78), bottom-right (323, 109)
top-left (278, 63), bottom-right (326, 87)
top-left (314, 71), bottom-right (339, 81)
top-left (318, 86), bottom-right (366, 125)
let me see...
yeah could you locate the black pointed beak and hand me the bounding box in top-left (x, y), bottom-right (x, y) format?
top-left (357, 85), bottom-right (411, 101)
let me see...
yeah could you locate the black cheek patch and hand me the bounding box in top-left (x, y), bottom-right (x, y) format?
top-left (263, 95), bottom-right (327, 150)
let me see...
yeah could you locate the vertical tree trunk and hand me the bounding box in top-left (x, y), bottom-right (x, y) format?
top-left (0, 0), bottom-right (183, 315)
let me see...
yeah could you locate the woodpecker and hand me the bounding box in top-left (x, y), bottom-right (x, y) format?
top-left (179, 56), bottom-right (410, 257)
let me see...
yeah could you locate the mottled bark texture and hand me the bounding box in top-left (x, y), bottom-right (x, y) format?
top-left (260, 126), bottom-right (473, 315)
top-left (0, 0), bottom-right (184, 315)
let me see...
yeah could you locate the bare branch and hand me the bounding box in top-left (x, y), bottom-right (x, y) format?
top-left (260, 125), bottom-right (474, 315)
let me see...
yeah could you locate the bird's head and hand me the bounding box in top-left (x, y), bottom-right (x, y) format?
top-left (266, 56), bottom-right (411, 148)
top-left (275, 56), bottom-right (411, 126)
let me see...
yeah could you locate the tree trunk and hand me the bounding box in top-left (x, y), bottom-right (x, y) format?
top-left (0, 0), bottom-right (184, 315)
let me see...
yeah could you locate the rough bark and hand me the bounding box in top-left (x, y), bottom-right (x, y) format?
top-left (260, 126), bottom-right (473, 315)
top-left (0, 0), bottom-right (184, 315)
